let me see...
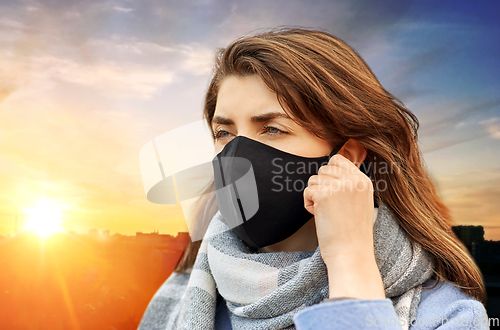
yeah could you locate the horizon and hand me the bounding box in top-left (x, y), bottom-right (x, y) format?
top-left (1, 224), bottom-right (498, 243)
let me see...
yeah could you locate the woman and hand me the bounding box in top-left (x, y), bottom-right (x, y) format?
top-left (139, 28), bottom-right (488, 329)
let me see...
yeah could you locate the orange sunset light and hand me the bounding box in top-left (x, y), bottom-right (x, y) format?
top-left (23, 200), bottom-right (64, 238)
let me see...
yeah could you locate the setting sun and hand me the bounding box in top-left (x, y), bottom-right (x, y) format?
top-left (24, 200), bottom-right (64, 238)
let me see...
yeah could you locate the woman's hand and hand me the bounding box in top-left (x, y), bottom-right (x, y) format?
top-left (303, 154), bottom-right (385, 300)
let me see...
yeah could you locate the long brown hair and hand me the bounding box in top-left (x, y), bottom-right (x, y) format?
top-left (174, 28), bottom-right (486, 304)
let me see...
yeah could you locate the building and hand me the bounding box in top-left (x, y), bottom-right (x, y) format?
top-left (135, 231), bottom-right (190, 251)
top-left (452, 225), bottom-right (484, 251)
top-left (473, 240), bottom-right (500, 264)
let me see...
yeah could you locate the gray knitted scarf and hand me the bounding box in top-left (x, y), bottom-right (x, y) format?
top-left (165, 202), bottom-right (434, 330)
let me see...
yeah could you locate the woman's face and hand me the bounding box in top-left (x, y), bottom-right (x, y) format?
top-left (212, 75), bottom-right (332, 157)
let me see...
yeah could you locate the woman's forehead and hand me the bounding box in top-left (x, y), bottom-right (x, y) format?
top-left (214, 75), bottom-right (288, 120)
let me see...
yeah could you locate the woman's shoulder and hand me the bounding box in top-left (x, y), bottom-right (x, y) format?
top-left (137, 270), bottom-right (192, 330)
top-left (420, 278), bottom-right (479, 303)
top-left (412, 278), bottom-right (489, 329)
top-left (292, 279), bottom-right (489, 330)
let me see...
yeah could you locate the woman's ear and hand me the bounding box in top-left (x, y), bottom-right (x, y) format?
top-left (337, 139), bottom-right (367, 169)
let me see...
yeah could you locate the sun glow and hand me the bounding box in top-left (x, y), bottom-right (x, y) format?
top-left (24, 200), bottom-right (64, 238)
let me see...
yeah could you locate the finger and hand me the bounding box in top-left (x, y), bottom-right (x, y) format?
top-left (318, 165), bottom-right (341, 177)
top-left (317, 162), bottom-right (353, 177)
top-left (308, 174), bottom-right (339, 187)
top-left (308, 175), bottom-right (326, 187)
top-left (303, 186), bottom-right (316, 212)
top-left (304, 182), bottom-right (331, 203)
top-left (327, 154), bottom-right (360, 173)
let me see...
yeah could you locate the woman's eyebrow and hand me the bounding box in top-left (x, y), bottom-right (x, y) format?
top-left (212, 112), bottom-right (291, 126)
top-left (212, 116), bottom-right (234, 125)
top-left (251, 112), bottom-right (291, 123)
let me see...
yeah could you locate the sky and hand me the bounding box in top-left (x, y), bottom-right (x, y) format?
top-left (0, 0), bottom-right (499, 239)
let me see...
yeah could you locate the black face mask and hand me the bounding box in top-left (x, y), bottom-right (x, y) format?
top-left (212, 136), bottom-right (372, 249)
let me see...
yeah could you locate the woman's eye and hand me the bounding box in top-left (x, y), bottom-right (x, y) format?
top-left (214, 130), bottom-right (232, 140)
top-left (263, 126), bottom-right (287, 135)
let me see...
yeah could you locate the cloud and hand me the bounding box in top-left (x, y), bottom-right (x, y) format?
top-left (24, 6), bottom-right (39, 12)
top-left (0, 52), bottom-right (175, 99)
top-left (435, 168), bottom-right (500, 240)
top-left (416, 98), bottom-right (500, 153)
top-left (0, 18), bottom-right (25, 29)
top-left (212, 0), bottom-right (413, 47)
top-left (46, 58), bottom-right (174, 98)
top-left (63, 11), bottom-right (81, 19)
top-left (178, 44), bottom-right (214, 75)
top-left (0, 31), bottom-right (216, 100)
top-left (113, 6), bottom-right (134, 13)
top-left (70, 40), bottom-right (212, 92)
top-left (85, 37), bottom-right (214, 76)
top-left (86, 37), bottom-right (177, 57)
top-left (481, 117), bottom-right (500, 139)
